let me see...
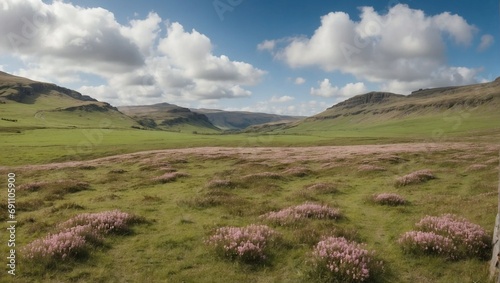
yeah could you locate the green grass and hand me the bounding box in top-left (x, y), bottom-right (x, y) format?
top-left (1, 145), bottom-right (497, 282)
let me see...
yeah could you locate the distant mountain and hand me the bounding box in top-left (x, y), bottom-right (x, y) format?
top-left (0, 72), bottom-right (138, 130)
top-left (118, 103), bottom-right (220, 133)
top-left (192, 108), bottom-right (304, 130)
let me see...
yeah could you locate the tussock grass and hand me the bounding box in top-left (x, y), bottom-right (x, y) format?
top-left (395, 169), bottom-right (435, 187)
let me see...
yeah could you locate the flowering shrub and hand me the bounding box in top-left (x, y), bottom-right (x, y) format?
top-left (399, 214), bottom-right (491, 259)
top-left (59, 210), bottom-right (138, 234)
top-left (206, 224), bottom-right (280, 263)
top-left (372, 193), bottom-right (407, 206)
top-left (310, 237), bottom-right (380, 283)
top-left (283, 167), bottom-right (311, 177)
top-left (398, 231), bottom-right (454, 258)
top-left (23, 210), bottom-right (144, 263)
top-left (395, 169), bottom-right (435, 187)
top-left (242, 172), bottom-right (282, 180)
top-left (260, 202), bottom-right (342, 226)
top-left (23, 231), bottom-right (86, 261)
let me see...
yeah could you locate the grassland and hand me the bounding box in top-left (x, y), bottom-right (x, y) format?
top-left (1, 143), bottom-right (498, 282)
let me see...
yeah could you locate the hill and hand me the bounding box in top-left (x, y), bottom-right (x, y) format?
top-left (193, 108), bottom-right (304, 130)
top-left (282, 78), bottom-right (500, 140)
top-left (0, 71), bottom-right (139, 130)
top-left (118, 103), bottom-right (220, 133)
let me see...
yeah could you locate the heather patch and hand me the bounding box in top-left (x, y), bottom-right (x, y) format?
top-left (395, 169), bottom-right (435, 187)
top-left (303, 183), bottom-right (338, 194)
top-left (372, 193), bottom-right (407, 206)
top-left (357, 164), bottom-right (386, 172)
top-left (399, 214), bottom-right (490, 260)
top-left (309, 237), bottom-right (382, 283)
top-left (206, 224), bottom-right (280, 263)
top-left (23, 210), bottom-right (145, 265)
top-left (152, 172), bottom-right (189, 183)
top-left (260, 202), bottom-right (342, 226)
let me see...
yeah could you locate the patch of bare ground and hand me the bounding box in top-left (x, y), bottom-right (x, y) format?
top-left (2, 143), bottom-right (498, 171)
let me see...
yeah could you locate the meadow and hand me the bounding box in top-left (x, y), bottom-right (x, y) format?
top-left (1, 140), bottom-right (498, 282)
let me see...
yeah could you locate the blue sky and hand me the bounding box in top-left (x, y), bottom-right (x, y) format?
top-left (0, 0), bottom-right (498, 116)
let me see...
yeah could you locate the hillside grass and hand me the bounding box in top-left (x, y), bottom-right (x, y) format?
top-left (1, 145), bottom-right (498, 282)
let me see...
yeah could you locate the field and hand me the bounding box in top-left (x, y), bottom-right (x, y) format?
top-left (1, 139), bottom-right (498, 282)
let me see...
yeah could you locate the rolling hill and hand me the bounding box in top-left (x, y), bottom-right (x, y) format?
top-left (0, 71), bottom-right (139, 130)
top-left (280, 78), bottom-right (500, 140)
top-left (118, 103), bottom-right (220, 133)
top-left (192, 108), bottom-right (304, 130)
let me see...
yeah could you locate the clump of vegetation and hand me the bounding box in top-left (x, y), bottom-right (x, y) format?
top-left (242, 172), bottom-right (283, 181)
top-left (309, 236), bottom-right (382, 283)
top-left (399, 214), bottom-right (491, 259)
top-left (283, 167), bottom-right (311, 177)
top-left (206, 224), bottom-right (280, 263)
top-left (260, 202), bottom-right (342, 226)
top-left (152, 172), bottom-right (189, 183)
top-left (206, 179), bottom-right (235, 189)
top-left (372, 193), bottom-right (407, 206)
top-left (303, 183), bottom-right (338, 194)
top-left (395, 169), bottom-right (435, 187)
top-left (22, 210), bottom-right (145, 265)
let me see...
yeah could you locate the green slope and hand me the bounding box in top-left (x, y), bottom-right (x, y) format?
top-left (281, 79), bottom-right (500, 140)
top-left (118, 103), bottom-right (221, 133)
top-left (0, 71), bottom-right (139, 131)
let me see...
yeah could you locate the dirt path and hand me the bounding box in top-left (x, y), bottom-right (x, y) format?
top-left (1, 142), bottom-right (498, 171)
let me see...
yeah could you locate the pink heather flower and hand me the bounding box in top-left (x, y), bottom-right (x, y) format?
top-left (311, 237), bottom-right (378, 282)
top-left (260, 202), bottom-right (342, 225)
top-left (59, 210), bottom-right (134, 234)
top-left (206, 224), bottom-right (279, 263)
top-left (399, 214), bottom-right (490, 259)
top-left (373, 193), bottom-right (407, 206)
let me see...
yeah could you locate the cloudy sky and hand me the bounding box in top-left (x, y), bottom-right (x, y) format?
top-left (0, 0), bottom-right (498, 116)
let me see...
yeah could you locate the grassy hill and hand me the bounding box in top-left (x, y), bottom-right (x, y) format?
top-left (193, 108), bottom-right (304, 130)
top-left (279, 78), bottom-right (500, 141)
top-left (118, 103), bottom-right (220, 133)
top-left (0, 71), bottom-right (139, 131)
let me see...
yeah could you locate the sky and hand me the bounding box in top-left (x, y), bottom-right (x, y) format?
top-left (0, 0), bottom-right (498, 116)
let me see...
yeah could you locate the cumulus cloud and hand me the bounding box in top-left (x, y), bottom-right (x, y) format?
top-left (477, 34), bottom-right (494, 52)
top-left (294, 77), bottom-right (306, 85)
top-left (257, 40), bottom-right (276, 52)
top-left (310, 79), bottom-right (367, 98)
top-left (0, 0), bottom-right (265, 105)
top-left (262, 4), bottom-right (481, 93)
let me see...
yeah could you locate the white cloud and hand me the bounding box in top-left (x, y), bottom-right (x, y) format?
top-left (294, 77), bottom-right (306, 85)
top-left (270, 95), bottom-right (295, 103)
top-left (262, 4), bottom-right (481, 93)
top-left (257, 40), bottom-right (276, 52)
top-left (477, 34), bottom-right (494, 52)
top-left (310, 79), bottom-right (367, 98)
top-left (0, 0), bottom-right (266, 106)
